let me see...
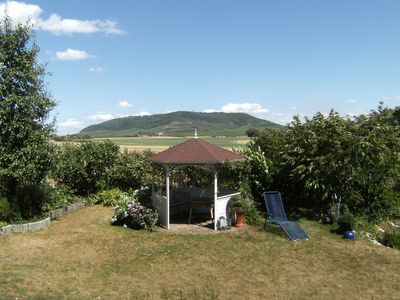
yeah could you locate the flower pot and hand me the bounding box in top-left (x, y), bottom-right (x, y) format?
top-left (234, 209), bottom-right (245, 227)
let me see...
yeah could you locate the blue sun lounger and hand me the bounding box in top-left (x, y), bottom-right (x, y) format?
top-left (263, 191), bottom-right (308, 241)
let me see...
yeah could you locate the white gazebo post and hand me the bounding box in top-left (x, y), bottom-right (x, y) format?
top-left (165, 165), bottom-right (170, 230)
top-left (214, 170), bottom-right (218, 230)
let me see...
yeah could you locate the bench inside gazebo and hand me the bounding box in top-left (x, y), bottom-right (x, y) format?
top-left (147, 137), bottom-right (245, 230)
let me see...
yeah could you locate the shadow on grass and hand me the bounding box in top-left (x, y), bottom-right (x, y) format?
top-left (262, 222), bottom-right (287, 239)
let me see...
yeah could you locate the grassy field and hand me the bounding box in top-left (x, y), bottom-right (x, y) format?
top-left (0, 206), bottom-right (399, 299)
top-left (91, 136), bottom-right (250, 152)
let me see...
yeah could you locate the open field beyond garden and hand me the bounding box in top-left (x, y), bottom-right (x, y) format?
top-left (0, 206), bottom-right (399, 299)
top-left (90, 136), bottom-right (250, 152)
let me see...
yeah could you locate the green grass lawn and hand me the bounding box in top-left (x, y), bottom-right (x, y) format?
top-left (0, 206), bottom-right (399, 299)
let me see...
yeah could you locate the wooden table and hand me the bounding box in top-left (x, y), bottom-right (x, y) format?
top-left (188, 197), bottom-right (214, 224)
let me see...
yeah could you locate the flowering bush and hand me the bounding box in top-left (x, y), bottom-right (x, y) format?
top-left (111, 202), bottom-right (158, 231)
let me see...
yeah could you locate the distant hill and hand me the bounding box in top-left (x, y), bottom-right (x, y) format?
top-left (79, 111), bottom-right (284, 137)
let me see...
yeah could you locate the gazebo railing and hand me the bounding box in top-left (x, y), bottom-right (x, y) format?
top-left (152, 187), bottom-right (240, 229)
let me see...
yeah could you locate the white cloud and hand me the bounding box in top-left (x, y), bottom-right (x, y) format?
top-left (268, 112), bottom-right (294, 125)
top-left (58, 118), bottom-right (84, 130)
top-left (222, 103), bottom-right (269, 113)
top-left (134, 111), bottom-right (151, 116)
top-left (96, 19), bottom-right (124, 35)
top-left (204, 102), bottom-right (269, 114)
top-left (89, 67), bottom-right (106, 73)
top-left (0, 1), bottom-right (124, 36)
top-left (382, 96), bottom-right (400, 101)
top-left (348, 99), bottom-right (357, 103)
top-left (56, 49), bottom-right (93, 61)
top-left (57, 111), bottom-right (122, 135)
top-left (87, 112), bottom-right (114, 121)
top-left (118, 101), bottom-right (132, 108)
top-left (0, 1), bottom-right (41, 26)
top-left (40, 14), bottom-right (124, 36)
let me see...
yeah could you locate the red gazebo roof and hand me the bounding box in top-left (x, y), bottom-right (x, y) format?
top-left (147, 138), bottom-right (245, 164)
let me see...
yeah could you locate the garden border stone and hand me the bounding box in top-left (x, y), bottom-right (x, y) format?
top-left (49, 207), bottom-right (66, 220)
top-left (0, 200), bottom-right (86, 237)
top-left (0, 217), bottom-right (50, 236)
top-left (49, 201), bottom-right (85, 220)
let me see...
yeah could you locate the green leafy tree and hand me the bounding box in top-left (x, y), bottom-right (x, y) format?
top-left (219, 128), bottom-right (285, 206)
top-left (108, 149), bottom-right (156, 191)
top-left (240, 141), bottom-right (273, 199)
top-left (245, 128), bottom-right (260, 137)
top-left (0, 17), bottom-right (55, 198)
top-left (281, 111), bottom-right (356, 205)
top-left (52, 141), bottom-right (119, 195)
top-left (349, 105), bottom-right (400, 221)
top-left (246, 105), bottom-right (400, 222)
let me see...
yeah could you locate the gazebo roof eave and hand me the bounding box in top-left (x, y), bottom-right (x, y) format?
top-left (148, 158), bottom-right (245, 165)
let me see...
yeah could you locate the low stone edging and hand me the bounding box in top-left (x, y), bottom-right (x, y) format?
top-left (0, 200), bottom-right (86, 237)
top-left (49, 201), bottom-right (85, 220)
top-left (0, 217), bottom-right (50, 236)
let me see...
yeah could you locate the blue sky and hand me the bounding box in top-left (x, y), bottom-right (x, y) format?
top-left (1, 0), bottom-right (400, 135)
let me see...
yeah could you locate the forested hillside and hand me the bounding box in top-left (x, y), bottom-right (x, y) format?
top-left (79, 111), bottom-right (283, 137)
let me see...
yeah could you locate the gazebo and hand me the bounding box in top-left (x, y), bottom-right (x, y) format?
top-left (147, 137), bottom-right (245, 230)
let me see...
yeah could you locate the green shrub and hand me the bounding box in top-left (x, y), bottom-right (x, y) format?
top-left (243, 201), bottom-right (264, 225)
top-left (107, 150), bottom-right (155, 191)
top-left (337, 213), bottom-right (356, 233)
top-left (228, 195), bottom-right (264, 225)
top-left (377, 222), bottom-right (400, 249)
top-left (357, 189), bottom-right (400, 223)
top-left (0, 197), bottom-right (11, 221)
top-left (355, 217), bottom-right (376, 234)
top-left (245, 128), bottom-right (260, 137)
top-left (239, 141), bottom-right (273, 203)
top-left (92, 188), bottom-right (137, 207)
top-left (243, 104), bottom-right (400, 223)
top-left (8, 184), bottom-right (52, 220)
top-left (384, 231), bottom-right (400, 249)
top-left (52, 141), bottom-right (119, 195)
top-left (42, 187), bottom-right (84, 211)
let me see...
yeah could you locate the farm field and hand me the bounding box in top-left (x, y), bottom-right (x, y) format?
top-left (92, 136), bottom-right (250, 152)
top-left (0, 205), bottom-right (399, 299)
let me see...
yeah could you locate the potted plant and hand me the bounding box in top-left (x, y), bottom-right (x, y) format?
top-left (231, 196), bottom-right (247, 227)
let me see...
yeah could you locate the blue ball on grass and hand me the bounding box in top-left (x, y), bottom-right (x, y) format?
top-left (344, 230), bottom-right (356, 240)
